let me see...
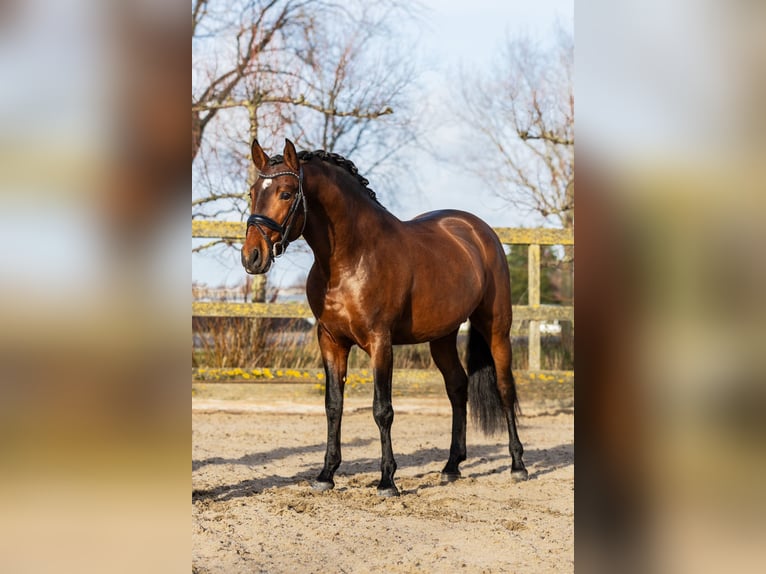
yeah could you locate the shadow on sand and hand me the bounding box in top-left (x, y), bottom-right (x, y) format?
top-left (192, 440), bottom-right (573, 502)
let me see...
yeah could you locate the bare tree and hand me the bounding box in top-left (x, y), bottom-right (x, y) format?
top-left (192, 0), bottom-right (424, 224)
top-left (456, 26), bottom-right (574, 230)
top-left (193, 0), bottom-right (424, 309)
top-left (455, 25), bottom-right (574, 356)
top-left (192, 0), bottom-right (314, 162)
top-left (277, 3), bottom-right (423, 195)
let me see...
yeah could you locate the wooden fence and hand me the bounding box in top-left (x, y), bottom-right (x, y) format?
top-left (192, 221), bottom-right (573, 385)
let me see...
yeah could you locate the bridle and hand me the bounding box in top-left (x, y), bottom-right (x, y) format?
top-left (246, 166), bottom-right (307, 263)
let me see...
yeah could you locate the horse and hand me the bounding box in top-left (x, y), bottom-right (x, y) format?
top-left (241, 138), bottom-right (528, 497)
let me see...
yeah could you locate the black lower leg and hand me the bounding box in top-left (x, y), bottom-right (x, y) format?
top-left (373, 397), bottom-right (397, 495)
top-left (314, 375), bottom-right (344, 489)
top-left (372, 342), bottom-right (398, 496)
top-left (429, 334), bottom-right (467, 482)
top-left (506, 410), bottom-right (528, 481)
top-left (313, 328), bottom-right (348, 491)
top-left (441, 386), bottom-right (467, 481)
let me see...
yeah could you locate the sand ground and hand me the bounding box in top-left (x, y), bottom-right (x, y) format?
top-left (192, 383), bottom-right (573, 573)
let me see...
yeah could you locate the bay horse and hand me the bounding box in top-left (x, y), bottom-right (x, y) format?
top-left (241, 138), bottom-right (528, 496)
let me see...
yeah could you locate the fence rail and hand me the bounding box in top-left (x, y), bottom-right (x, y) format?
top-left (192, 220), bottom-right (574, 246)
top-left (192, 221), bottom-right (573, 383)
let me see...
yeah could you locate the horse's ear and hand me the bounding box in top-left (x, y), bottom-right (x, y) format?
top-left (251, 139), bottom-right (269, 171)
top-left (283, 138), bottom-right (299, 172)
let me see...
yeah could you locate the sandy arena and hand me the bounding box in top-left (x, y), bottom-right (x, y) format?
top-left (192, 383), bottom-right (573, 573)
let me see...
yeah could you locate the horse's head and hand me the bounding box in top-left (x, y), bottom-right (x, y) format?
top-left (241, 138), bottom-right (307, 274)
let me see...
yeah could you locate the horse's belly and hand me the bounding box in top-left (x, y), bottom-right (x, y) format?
top-left (391, 325), bottom-right (463, 345)
top-left (390, 267), bottom-right (482, 343)
top-left (390, 306), bottom-right (470, 344)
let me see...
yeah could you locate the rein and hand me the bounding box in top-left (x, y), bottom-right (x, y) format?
top-left (246, 166), bottom-right (307, 262)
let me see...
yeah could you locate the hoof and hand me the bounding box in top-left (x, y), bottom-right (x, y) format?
top-left (377, 486), bottom-right (400, 498)
top-left (311, 480), bottom-right (335, 492)
top-left (440, 472), bottom-right (461, 484)
top-left (511, 468), bottom-right (529, 482)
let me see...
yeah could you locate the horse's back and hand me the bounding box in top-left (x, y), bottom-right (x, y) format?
top-left (407, 209), bottom-right (506, 262)
top-left (410, 208), bottom-right (496, 233)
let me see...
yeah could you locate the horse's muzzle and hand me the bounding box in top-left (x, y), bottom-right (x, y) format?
top-left (241, 247), bottom-right (271, 275)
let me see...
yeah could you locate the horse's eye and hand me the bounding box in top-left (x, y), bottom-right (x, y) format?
top-left (280, 192), bottom-right (292, 200)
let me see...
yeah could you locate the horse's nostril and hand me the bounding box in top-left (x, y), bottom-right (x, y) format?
top-left (248, 249), bottom-right (261, 269)
top-left (242, 248), bottom-right (261, 271)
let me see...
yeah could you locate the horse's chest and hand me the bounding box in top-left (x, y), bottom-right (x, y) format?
top-left (321, 284), bottom-right (374, 323)
top-left (321, 289), bottom-right (356, 320)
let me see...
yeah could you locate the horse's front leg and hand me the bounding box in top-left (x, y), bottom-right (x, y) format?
top-left (312, 326), bottom-right (350, 492)
top-left (370, 336), bottom-right (398, 497)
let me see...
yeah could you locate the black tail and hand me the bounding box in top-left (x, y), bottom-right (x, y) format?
top-left (466, 324), bottom-right (519, 435)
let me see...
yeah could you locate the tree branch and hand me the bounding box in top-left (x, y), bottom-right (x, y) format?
top-left (192, 192), bottom-right (248, 207)
top-left (192, 96), bottom-right (393, 119)
top-left (518, 130), bottom-right (574, 146)
top-left (192, 238), bottom-right (234, 253)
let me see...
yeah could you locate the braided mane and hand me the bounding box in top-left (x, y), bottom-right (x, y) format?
top-left (267, 150), bottom-right (383, 207)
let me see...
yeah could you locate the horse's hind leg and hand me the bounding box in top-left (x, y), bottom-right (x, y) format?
top-left (487, 330), bottom-right (528, 481)
top-left (430, 331), bottom-right (468, 482)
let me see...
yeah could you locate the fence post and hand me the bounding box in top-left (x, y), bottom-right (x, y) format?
top-left (528, 243), bottom-right (541, 370)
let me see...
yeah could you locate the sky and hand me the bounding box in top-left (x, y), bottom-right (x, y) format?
top-left (192, 0), bottom-right (574, 290)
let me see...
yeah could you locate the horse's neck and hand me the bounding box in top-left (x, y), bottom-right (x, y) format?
top-left (302, 167), bottom-right (396, 269)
